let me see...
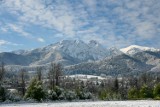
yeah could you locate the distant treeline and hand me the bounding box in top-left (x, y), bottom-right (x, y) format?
top-left (0, 62), bottom-right (160, 102)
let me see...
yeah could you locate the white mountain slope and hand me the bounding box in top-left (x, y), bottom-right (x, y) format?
top-left (120, 45), bottom-right (160, 55)
top-left (33, 40), bottom-right (111, 65)
top-left (2, 42), bottom-right (160, 75)
top-left (65, 54), bottom-right (152, 76)
top-left (10, 40), bottom-right (120, 66)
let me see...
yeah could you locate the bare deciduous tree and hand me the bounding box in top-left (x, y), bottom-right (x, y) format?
top-left (36, 67), bottom-right (43, 81)
top-left (19, 69), bottom-right (26, 96)
top-left (0, 62), bottom-right (5, 86)
top-left (55, 63), bottom-right (63, 86)
top-left (48, 63), bottom-right (63, 89)
top-left (48, 63), bottom-right (56, 90)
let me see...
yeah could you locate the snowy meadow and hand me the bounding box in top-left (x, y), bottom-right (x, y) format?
top-left (1, 101), bottom-right (160, 107)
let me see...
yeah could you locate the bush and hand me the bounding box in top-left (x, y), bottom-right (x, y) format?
top-left (78, 91), bottom-right (92, 100)
top-left (7, 89), bottom-right (21, 102)
top-left (98, 89), bottom-right (121, 100)
top-left (153, 83), bottom-right (160, 99)
top-left (48, 86), bottom-right (66, 100)
top-left (58, 92), bottom-right (65, 100)
top-left (54, 86), bottom-right (65, 100)
top-left (140, 84), bottom-right (153, 98)
top-left (48, 90), bottom-right (58, 100)
top-left (65, 91), bottom-right (76, 101)
top-left (98, 90), bottom-right (107, 100)
top-left (85, 92), bottom-right (93, 99)
top-left (128, 87), bottom-right (139, 100)
top-left (24, 78), bottom-right (45, 101)
top-left (0, 86), bottom-right (6, 102)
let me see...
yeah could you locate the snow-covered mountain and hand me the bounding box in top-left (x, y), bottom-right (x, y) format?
top-left (1, 41), bottom-right (160, 76)
top-left (64, 45), bottom-right (160, 76)
top-left (29, 40), bottom-right (113, 65)
top-left (109, 47), bottom-right (123, 56)
top-left (3, 40), bottom-right (118, 66)
top-left (120, 45), bottom-right (160, 55)
top-left (65, 54), bottom-right (152, 76)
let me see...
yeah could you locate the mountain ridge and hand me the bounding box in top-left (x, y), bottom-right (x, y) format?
top-left (1, 40), bottom-right (160, 76)
top-left (1, 40), bottom-right (114, 66)
top-left (120, 45), bottom-right (160, 55)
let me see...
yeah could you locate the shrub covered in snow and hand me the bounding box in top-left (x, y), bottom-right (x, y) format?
top-left (47, 86), bottom-right (66, 100)
top-left (48, 90), bottom-right (58, 100)
top-left (77, 91), bottom-right (92, 100)
top-left (47, 86), bottom-right (93, 101)
top-left (54, 86), bottom-right (65, 100)
top-left (65, 91), bottom-right (76, 101)
top-left (6, 89), bottom-right (22, 102)
top-left (58, 92), bottom-right (65, 100)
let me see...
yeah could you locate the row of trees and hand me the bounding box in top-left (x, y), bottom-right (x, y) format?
top-left (98, 74), bottom-right (160, 100)
top-left (24, 78), bottom-right (93, 101)
top-left (0, 62), bottom-right (160, 102)
top-left (128, 84), bottom-right (160, 100)
top-left (0, 62), bottom-right (93, 102)
top-left (24, 63), bottom-right (93, 101)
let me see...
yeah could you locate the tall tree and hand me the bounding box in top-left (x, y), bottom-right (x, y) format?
top-left (48, 63), bottom-right (63, 89)
top-left (36, 67), bottom-right (43, 81)
top-left (140, 73), bottom-right (147, 85)
top-left (19, 69), bottom-right (26, 96)
top-left (0, 62), bottom-right (5, 86)
top-left (113, 77), bottom-right (119, 93)
top-left (55, 63), bottom-right (63, 86)
top-left (48, 63), bottom-right (56, 90)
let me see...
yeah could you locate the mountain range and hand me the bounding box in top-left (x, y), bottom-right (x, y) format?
top-left (0, 40), bottom-right (160, 76)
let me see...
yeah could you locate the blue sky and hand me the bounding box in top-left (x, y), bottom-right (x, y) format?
top-left (0, 0), bottom-right (160, 52)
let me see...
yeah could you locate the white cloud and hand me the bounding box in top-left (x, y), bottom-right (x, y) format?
top-left (106, 0), bottom-right (160, 47)
top-left (134, 21), bottom-right (156, 39)
top-left (0, 40), bottom-right (21, 46)
top-left (82, 0), bottom-right (97, 12)
top-left (0, 40), bottom-right (8, 45)
top-left (2, 23), bottom-right (45, 43)
top-left (7, 23), bottom-right (31, 38)
top-left (1, 27), bottom-right (8, 32)
top-left (2, 0), bottom-right (77, 37)
top-left (37, 37), bottom-right (45, 42)
top-left (1, 0), bottom-right (160, 48)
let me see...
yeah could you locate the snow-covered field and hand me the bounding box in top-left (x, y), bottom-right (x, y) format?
top-left (1, 100), bottom-right (160, 107)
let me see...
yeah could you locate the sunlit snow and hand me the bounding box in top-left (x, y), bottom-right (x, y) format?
top-left (1, 101), bottom-right (160, 107)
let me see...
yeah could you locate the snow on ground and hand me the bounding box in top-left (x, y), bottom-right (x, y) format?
top-left (1, 100), bottom-right (160, 107)
top-left (68, 74), bottom-right (106, 80)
